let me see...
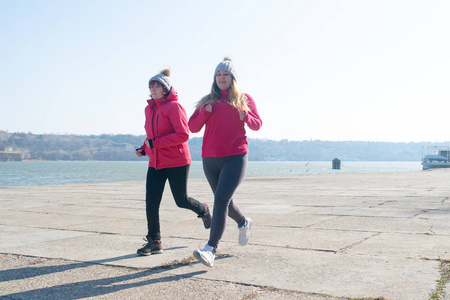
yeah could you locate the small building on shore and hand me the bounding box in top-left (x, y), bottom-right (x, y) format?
top-left (332, 157), bottom-right (342, 169)
top-left (0, 151), bottom-right (22, 161)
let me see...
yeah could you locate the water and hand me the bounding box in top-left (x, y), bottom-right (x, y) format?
top-left (0, 161), bottom-right (422, 187)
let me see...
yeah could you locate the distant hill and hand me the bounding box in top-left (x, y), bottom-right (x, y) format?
top-left (0, 131), bottom-right (448, 162)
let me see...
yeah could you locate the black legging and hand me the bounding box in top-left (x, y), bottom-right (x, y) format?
top-left (203, 154), bottom-right (248, 250)
top-left (145, 165), bottom-right (205, 241)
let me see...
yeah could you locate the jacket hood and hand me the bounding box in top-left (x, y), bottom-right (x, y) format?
top-left (147, 87), bottom-right (178, 107)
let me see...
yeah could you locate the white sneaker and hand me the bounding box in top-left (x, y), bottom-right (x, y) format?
top-left (238, 218), bottom-right (252, 246)
top-left (193, 244), bottom-right (215, 267)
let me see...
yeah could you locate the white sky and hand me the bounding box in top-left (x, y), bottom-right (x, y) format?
top-left (1, 0), bottom-right (449, 142)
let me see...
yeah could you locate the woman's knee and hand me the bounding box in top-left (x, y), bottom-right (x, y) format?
top-left (174, 196), bottom-right (191, 209)
top-left (213, 194), bottom-right (232, 209)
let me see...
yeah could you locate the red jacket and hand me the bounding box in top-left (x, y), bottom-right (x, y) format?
top-left (188, 90), bottom-right (262, 157)
top-left (140, 87), bottom-right (192, 169)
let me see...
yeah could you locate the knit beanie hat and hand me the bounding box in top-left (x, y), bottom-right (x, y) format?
top-left (149, 68), bottom-right (172, 91)
top-left (214, 57), bottom-right (237, 81)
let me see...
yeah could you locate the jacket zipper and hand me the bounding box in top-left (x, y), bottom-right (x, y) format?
top-left (155, 118), bottom-right (158, 169)
top-left (156, 115), bottom-right (159, 135)
top-left (152, 110), bottom-right (159, 170)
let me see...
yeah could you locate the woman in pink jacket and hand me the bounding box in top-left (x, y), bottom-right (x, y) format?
top-left (135, 68), bottom-right (211, 256)
top-left (189, 57), bottom-right (263, 267)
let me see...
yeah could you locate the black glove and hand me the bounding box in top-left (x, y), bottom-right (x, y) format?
top-left (136, 148), bottom-right (146, 156)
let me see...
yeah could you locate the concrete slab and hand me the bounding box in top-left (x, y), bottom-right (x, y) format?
top-left (0, 255), bottom-right (264, 300)
top-left (2, 169), bottom-right (450, 299)
top-left (0, 225), bottom-right (92, 250)
top-left (310, 215), bottom-right (436, 234)
top-left (169, 245), bottom-right (440, 300)
top-left (346, 232), bottom-right (450, 260)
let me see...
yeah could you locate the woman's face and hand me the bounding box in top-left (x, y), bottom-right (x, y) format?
top-left (215, 70), bottom-right (232, 90)
top-left (149, 82), bottom-right (165, 100)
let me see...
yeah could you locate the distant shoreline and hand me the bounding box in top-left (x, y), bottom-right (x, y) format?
top-left (1, 159), bottom-right (421, 162)
top-left (2, 131), bottom-right (449, 161)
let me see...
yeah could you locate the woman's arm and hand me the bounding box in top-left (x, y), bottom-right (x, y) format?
top-left (188, 106), bottom-right (211, 133)
top-left (242, 94), bottom-right (263, 131)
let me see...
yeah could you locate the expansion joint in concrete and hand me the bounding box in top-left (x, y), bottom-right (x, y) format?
top-left (428, 260), bottom-right (450, 300)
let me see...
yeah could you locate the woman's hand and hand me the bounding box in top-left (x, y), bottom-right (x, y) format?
top-left (136, 149), bottom-right (144, 157)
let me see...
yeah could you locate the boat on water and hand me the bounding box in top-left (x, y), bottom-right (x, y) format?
top-left (421, 146), bottom-right (450, 170)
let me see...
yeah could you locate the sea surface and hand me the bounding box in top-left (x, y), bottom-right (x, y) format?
top-left (0, 160), bottom-right (423, 187)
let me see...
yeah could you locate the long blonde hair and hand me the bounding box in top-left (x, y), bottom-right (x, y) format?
top-left (195, 79), bottom-right (249, 112)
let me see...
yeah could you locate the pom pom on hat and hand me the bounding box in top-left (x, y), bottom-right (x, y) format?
top-left (160, 68), bottom-right (171, 77)
top-left (149, 68), bottom-right (172, 91)
top-left (214, 57), bottom-right (237, 81)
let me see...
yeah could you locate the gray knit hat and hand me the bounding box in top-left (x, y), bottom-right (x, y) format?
top-left (214, 57), bottom-right (237, 81)
top-left (149, 68), bottom-right (172, 91)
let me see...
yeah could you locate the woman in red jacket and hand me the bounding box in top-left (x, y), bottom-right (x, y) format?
top-left (189, 57), bottom-right (263, 267)
top-left (136, 68), bottom-right (211, 256)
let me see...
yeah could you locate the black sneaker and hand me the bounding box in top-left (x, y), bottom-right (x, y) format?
top-left (137, 238), bottom-right (163, 256)
top-left (198, 203), bottom-right (211, 229)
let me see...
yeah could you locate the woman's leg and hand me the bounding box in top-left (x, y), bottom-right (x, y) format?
top-left (145, 167), bottom-right (168, 241)
top-left (167, 165), bottom-right (205, 215)
top-left (203, 154), bottom-right (248, 250)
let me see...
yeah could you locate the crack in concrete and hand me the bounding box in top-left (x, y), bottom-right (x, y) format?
top-left (0, 224), bottom-right (119, 235)
top-left (412, 209), bottom-right (429, 218)
top-left (338, 232), bottom-right (381, 253)
top-left (196, 276), bottom-right (352, 300)
top-left (303, 216), bottom-right (341, 228)
top-left (219, 278), bottom-right (390, 300)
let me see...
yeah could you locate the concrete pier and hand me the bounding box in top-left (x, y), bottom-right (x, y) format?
top-left (1, 169), bottom-right (450, 299)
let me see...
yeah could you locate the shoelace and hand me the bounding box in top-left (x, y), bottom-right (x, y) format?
top-left (141, 238), bottom-right (160, 247)
top-left (140, 237), bottom-right (149, 246)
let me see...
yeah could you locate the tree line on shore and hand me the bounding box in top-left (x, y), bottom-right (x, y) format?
top-left (1, 131), bottom-right (448, 162)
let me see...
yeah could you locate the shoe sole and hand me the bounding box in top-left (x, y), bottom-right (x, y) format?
top-left (193, 250), bottom-right (213, 267)
top-left (203, 219), bottom-right (211, 229)
top-left (137, 249), bottom-right (163, 256)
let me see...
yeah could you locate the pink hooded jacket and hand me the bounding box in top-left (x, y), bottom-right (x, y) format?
top-left (140, 87), bottom-right (192, 169)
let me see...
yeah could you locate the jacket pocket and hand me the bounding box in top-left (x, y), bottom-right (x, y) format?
top-left (177, 145), bottom-right (186, 159)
